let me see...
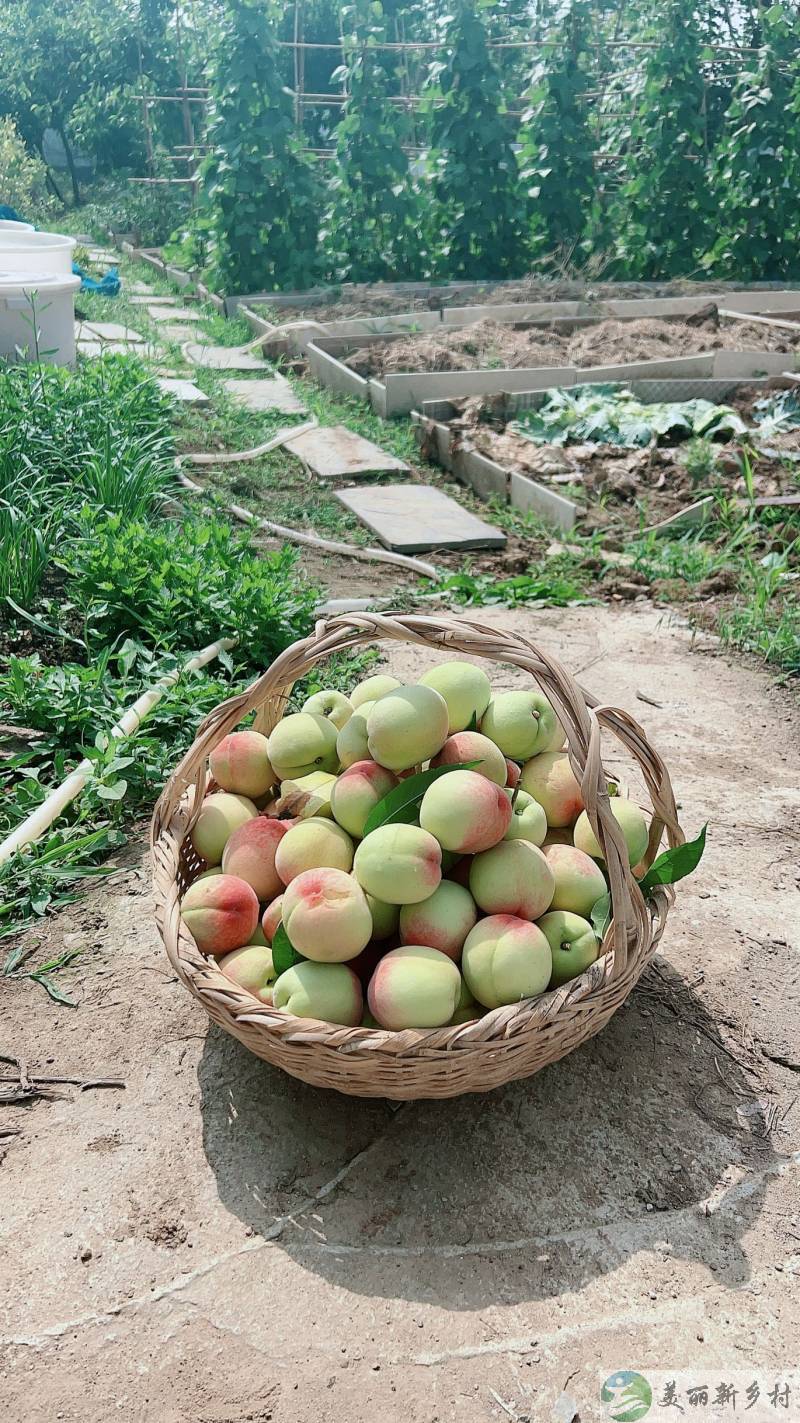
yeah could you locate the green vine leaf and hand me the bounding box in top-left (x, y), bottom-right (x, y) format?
top-left (362, 760), bottom-right (481, 838)
top-left (637, 825), bottom-right (708, 895)
top-left (271, 923), bottom-right (305, 977)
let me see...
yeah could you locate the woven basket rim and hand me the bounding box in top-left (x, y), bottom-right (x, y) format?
top-left (151, 612), bottom-right (683, 1091)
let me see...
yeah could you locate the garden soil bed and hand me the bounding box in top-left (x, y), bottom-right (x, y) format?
top-left (344, 313), bottom-right (800, 378)
top-left (2, 604), bottom-right (799, 1423)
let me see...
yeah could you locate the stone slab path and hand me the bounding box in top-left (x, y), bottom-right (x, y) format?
top-left (336, 481), bottom-right (506, 551)
top-left (286, 424), bottom-right (409, 479)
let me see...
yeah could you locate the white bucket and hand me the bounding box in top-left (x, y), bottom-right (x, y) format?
top-left (0, 230), bottom-right (76, 275)
top-left (0, 219), bottom-right (35, 232)
top-left (0, 272), bottom-right (81, 366)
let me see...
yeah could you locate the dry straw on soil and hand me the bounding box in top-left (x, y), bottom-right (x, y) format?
top-left (151, 613), bottom-right (683, 1099)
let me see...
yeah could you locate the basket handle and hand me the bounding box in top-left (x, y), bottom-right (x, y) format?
top-left (151, 612), bottom-right (683, 978)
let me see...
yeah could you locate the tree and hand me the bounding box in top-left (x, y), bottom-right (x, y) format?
top-left (610, 0), bottom-right (712, 278)
top-left (201, 0), bottom-right (320, 294)
top-left (708, 12), bottom-right (800, 280)
top-left (518, 1), bottom-right (596, 263)
top-left (322, 2), bottom-right (423, 282)
top-left (426, 0), bottom-right (528, 280)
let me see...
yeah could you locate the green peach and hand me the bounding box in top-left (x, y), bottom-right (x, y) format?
top-left (301, 689), bottom-right (353, 731)
top-left (182, 873), bottom-right (259, 955)
top-left (353, 823), bottom-right (442, 904)
top-left (266, 711), bottom-right (338, 781)
top-left (469, 839), bottom-right (555, 920)
top-left (366, 684), bottom-right (449, 772)
top-left (519, 752), bottom-right (584, 828)
top-left (330, 760), bottom-right (399, 839)
top-left (545, 844), bottom-right (608, 916)
top-left (430, 730), bottom-right (507, 786)
top-left (573, 799), bottom-right (649, 867)
top-left (368, 945), bottom-right (461, 1030)
top-left (275, 816), bottom-right (355, 884)
top-left (280, 770), bottom-right (337, 819)
top-left (481, 690), bottom-right (564, 761)
top-left (336, 700), bottom-right (374, 769)
top-left (282, 867), bottom-right (372, 962)
top-left (261, 894), bottom-right (284, 942)
top-left (272, 960), bottom-right (363, 1025)
top-left (419, 769), bottom-right (512, 854)
top-left (418, 660), bottom-right (491, 733)
top-left (450, 978), bottom-right (481, 1024)
top-left (538, 910), bottom-right (599, 988)
top-left (191, 791), bottom-right (258, 866)
top-left (248, 921), bottom-right (270, 947)
top-left (221, 815), bottom-right (287, 900)
top-left (504, 789), bottom-right (547, 846)
top-left (366, 894), bottom-right (400, 940)
top-left (399, 880), bottom-right (477, 961)
top-left (209, 729), bottom-right (274, 799)
top-left (350, 674), bottom-right (400, 709)
top-left (218, 943), bottom-right (276, 1003)
top-left (462, 914), bottom-right (552, 1008)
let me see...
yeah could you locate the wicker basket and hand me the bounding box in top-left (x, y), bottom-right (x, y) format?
top-left (151, 612), bottom-right (683, 1099)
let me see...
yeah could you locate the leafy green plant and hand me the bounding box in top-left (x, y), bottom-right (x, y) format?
top-left (0, 116), bottom-right (56, 221)
top-left (201, 0), bottom-right (320, 293)
top-left (422, 566), bottom-right (591, 608)
top-left (518, 0), bottom-right (597, 262)
top-left (611, 0), bottom-right (712, 278)
top-left (322, 2), bottom-right (423, 282)
top-left (58, 511), bottom-right (320, 668)
top-left (511, 385), bottom-right (746, 448)
top-left (425, 0), bottom-right (527, 280)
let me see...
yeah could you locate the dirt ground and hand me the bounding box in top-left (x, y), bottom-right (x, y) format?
top-left (2, 603), bottom-right (799, 1423)
top-left (345, 315), bottom-right (799, 378)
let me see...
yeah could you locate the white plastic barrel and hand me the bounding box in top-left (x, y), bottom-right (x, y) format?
top-left (0, 272), bottom-right (81, 366)
top-left (0, 230), bottom-right (76, 275)
top-left (0, 219), bottom-right (35, 232)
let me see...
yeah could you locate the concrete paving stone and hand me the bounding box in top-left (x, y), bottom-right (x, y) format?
top-left (77, 339), bottom-right (161, 360)
top-left (184, 342), bottom-right (268, 370)
top-left (157, 323), bottom-right (208, 343)
top-left (336, 481), bottom-right (506, 552)
top-left (128, 294), bottom-right (178, 305)
top-left (157, 377), bottom-right (210, 406)
top-left (75, 320), bottom-right (145, 343)
top-left (286, 424), bottom-right (408, 479)
top-left (221, 376), bottom-right (307, 414)
top-left (147, 305), bottom-right (203, 323)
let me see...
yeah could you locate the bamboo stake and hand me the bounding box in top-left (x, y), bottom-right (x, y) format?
top-left (0, 637), bottom-right (237, 868)
top-left (177, 470), bottom-right (438, 580)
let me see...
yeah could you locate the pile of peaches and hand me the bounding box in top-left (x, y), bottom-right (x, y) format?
top-left (180, 662), bottom-right (650, 1032)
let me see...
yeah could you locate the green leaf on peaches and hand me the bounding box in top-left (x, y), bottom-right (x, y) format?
top-left (590, 892), bottom-right (611, 940)
top-left (271, 923), bottom-right (306, 977)
top-left (637, 824), bottom-right (707, 895)
top-left (361, 760), bottom-right (482, 838)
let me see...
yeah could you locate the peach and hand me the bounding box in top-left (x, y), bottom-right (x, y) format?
top-left (399, 880), bottom-right (477, 961)
top-left (280, 770), bottom-right (337, 819)
top-left (191, 791), bottom-right (258, 865)
top-left (353, 823), bottom-right (442, 904)
top-left (196, 866), bottom-right (223, 880)
top-left (181, 873), bottom-right (259, 955)
top-left (209, 729), bottom-right (274, 799)
top-left (221, 815), bottom-right (287, 900)
top-left (519, 752), bottom-right (584, 828)
top-left (275, 816), bottom-right (354, 884)
top-left (505, 759), bottom-right (521, 789)
top-left (282, 867), bottom-right (372, 962)
top-left (481, 690), bottom-right (563, 761)
top-left (248, 921), bottom-right (270, 947)
top-left (538, 910), bottom-right (599, 988)
top-left (542, 827), bottom-right (573, 848)
top-left (573, 799), bottom-right (649, 867)
top-left (330, 760), bottom-right (399, 839)
top-left (350, 673), bottom-right (400, 709)
top-left (266, 711), bottom-right (338, 780)
top-left (272, 960), bottom-right (362, 1025)
top-left (504, 789), bottom-right (547, 846)
top-left (366, 684), bottom-right (449, 772)
top-left (419, 769), bottom-right (512, 854)
top-left (336, 700), bottom-right (374, 769)
top-left (418, 661), bottom-right (491, 733)
top-left (302, 689), bottom-right (353, 731)
top-left (469, 839), bottom-right (555, 920)
top-left (218, 943), bottom-right (276, 1003)
top-left (462, 914), bottom-right (552, 1008)
top-left (366, 894), bottom-right (400, 940)
top-left (545, 844), bottom-right (607, 916)
top-left (450, 979), bottom-right (481, 1024)
top-left (430, 731), bottom-right (507, 787)
top-left (261, 894), bottom-right (284, 942)
top-left (367, 945), bottom-right (461, 1030)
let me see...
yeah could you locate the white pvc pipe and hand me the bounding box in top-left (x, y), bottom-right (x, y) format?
top-left (0, 636), bottom-right (237, 866)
